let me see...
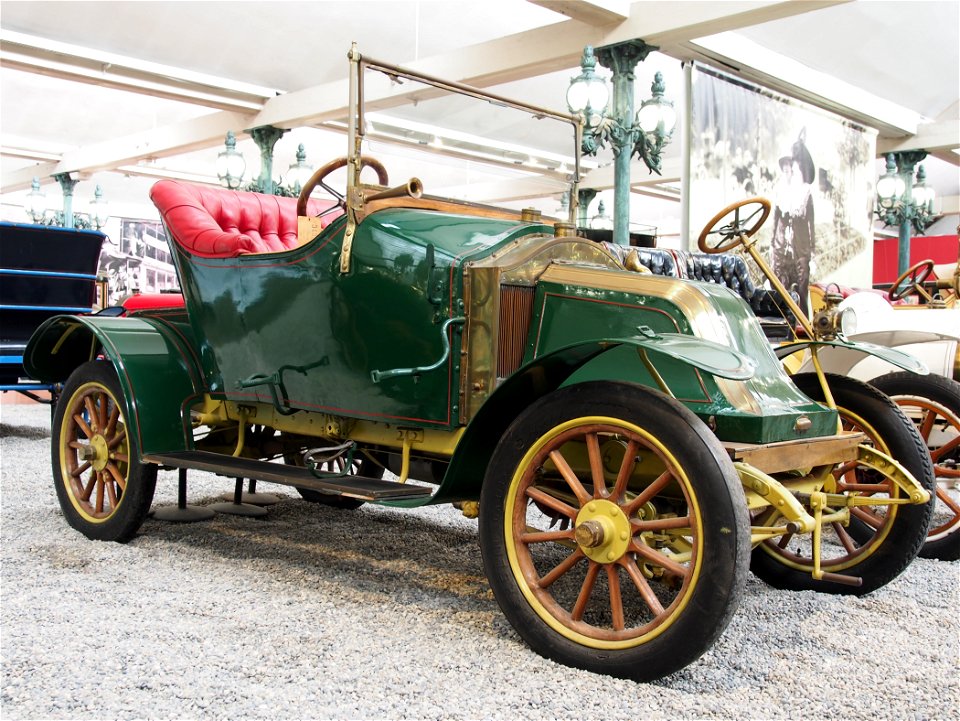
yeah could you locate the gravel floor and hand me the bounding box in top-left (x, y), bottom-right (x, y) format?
top-left (2, 401), bottom-right (958, 720)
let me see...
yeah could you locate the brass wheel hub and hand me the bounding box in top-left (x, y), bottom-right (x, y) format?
top-left (86, 435), bottom-right (110, 472)
top-left (575, 499), bottom-right (631, 563)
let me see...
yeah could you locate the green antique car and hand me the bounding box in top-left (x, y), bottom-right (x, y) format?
top-left (25, 48), bottom-right (934, 682)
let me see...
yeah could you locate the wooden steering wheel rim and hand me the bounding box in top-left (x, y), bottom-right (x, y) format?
top-left (889, 259), bottom-right (935, 301)
top-left (296, 156), bottom-right (389, 216)
top-left (697, 197), bottom-right (772, 254)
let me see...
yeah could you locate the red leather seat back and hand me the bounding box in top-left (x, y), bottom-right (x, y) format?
top-left (149, 180), bottom-right (341, 258)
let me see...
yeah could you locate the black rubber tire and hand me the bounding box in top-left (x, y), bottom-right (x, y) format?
top-left (870, 371), bottom-right (960, 561)
top-left (479, 381), bottom-right (750, 682)
top-left (751, 373), bottom-right (935, 594)
top-left (295, 454), bottom-right (384, 509)
top-left (52, 361), bottom-right (157, 542)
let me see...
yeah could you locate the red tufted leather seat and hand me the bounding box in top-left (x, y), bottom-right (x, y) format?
top-left (149, 180), bottom-right (341, 258)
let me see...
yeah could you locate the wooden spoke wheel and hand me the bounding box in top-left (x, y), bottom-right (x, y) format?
top-left (480, 382), bottom-right (749, 681)
top-left (752, 373), bottom-right (935, 594)
top-left (53, 361), bottom-right (156, 542)
top-left (871, 372), bottom-right (960, 560)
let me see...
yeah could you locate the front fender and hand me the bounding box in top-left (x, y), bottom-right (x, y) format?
top-left (24, 314), bottom-right (204, 456)
top-left (779, 339), bottom-right (928, 377)
top-left (430, 333), bottom-right (752, 504)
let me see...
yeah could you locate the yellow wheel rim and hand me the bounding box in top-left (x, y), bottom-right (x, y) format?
top-left (58, 380), bottom-right (130, 524)
top-left (503, 416), bottom-right (704, 650)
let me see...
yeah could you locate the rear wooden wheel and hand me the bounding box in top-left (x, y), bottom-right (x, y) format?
top-left (52, 361), bottom-right (156, 542)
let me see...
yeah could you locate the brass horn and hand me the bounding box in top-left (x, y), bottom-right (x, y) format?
top-left (364, 177), bottom-right (423, 202)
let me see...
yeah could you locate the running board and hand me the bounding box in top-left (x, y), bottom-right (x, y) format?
top-left (143, 451), bottom-right (432, 501)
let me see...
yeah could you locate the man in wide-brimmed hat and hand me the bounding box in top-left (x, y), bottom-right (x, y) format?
top-left (771, 129), bottom-right (816, 313)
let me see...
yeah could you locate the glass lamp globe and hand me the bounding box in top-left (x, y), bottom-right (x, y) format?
top-left (26, 177), bottom-right (47, 223)
top-left (216, 131), bottom-right (246, 190)
top-left (89, 185), bottom-right (109, 230)
top-left (285, 144), bottom-right (314, 193)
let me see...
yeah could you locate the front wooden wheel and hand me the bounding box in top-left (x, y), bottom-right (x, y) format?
top-left (52, 361), bottom-right (156, 542)
top-left (479, 382), bottom-right (750, 681)
top-left (752, 374), bottom-right (935, 593)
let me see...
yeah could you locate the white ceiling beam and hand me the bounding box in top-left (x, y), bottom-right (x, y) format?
top-left (580, 156), bottom-right (682, 189)
top-left (2, 111), bottom-right (255, 192)
top-left (528, 0), bottom-right (631, 26)
top-left (877, 119), bottom-right (960, 156)
top-left (1, 1), bottom-right (840, 187)
top-left (0, 29), bottom-right (275, 112)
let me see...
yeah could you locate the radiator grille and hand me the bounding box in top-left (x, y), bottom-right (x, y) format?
top-left (497, 285), bottom-right (535, 377)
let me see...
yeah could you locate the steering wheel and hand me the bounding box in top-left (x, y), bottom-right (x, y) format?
top-left (889, 259), bottom-right (935, 301)
top-left (296, 156), bottom-right (389, 217)
top-left (697, 198), bottom-right (772, 254)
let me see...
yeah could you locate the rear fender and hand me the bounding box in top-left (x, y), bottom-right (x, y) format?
top-left (24, 314), bottom-right (204, 456)
top-left (432, 334), bottom-right (750, 503)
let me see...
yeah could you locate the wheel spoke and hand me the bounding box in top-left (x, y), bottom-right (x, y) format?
top-left (621, 557), bottom-right (665, 616)
top-left (111, 452), bottom-right (129, 464)
top-left (622, 470), bottom-right (672, 517)
top-left (525, 486), bottom-right (578, 521)
top-left (538, 548), bottom-right (585, 588)
top-left (80, 471), bottom-right (97, 501)
top-left (548, 449), bottom-right (592, 505)
top-left (70, 460), bottom-right (91, 478)
top-left (571, 561), bottom-right (600, 622)
top-left (73, 413), bottom-right (94, 439)
top-left (105, 478), bottom-right (119, 509)
top-left (97, 391), bottom-right (109, 431)
top-left (521, 529), bottom-right (575, 544)
top-left (832, 461), bottom-right (858, 480)
top-left (107, 428), bottom-right (127, 451)
top-left (832, 522), bottom-right (859, 554)
top-left (105, 462), bottom-right (127, 491)
top-left (850, 506), bottom-right (884, 530)
top-left (104, 403), bottom-right (120, 439)
top-left (931, 434), bottom-right (960, 462)
top-left (95, 472), bottom-right (105, 513)
top-left (629, 541), bottom-right (689, 578)
top-left (585, 433), bottom-right (606, 498)
top-left (610, 440), bottom-right (639, 504)
top-left (84, 396), bottom-right (99, 432)
top-left (631, 515), bottom-right (692, 533)
top-left (917, 409), bottom-right (936, 441)
top-left (935, 485), bottom-right (960, 515)
top-left (606, 564), bottom-right (625, 631)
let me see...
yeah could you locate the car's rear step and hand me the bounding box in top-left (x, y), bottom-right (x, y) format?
top-left (143, 450), bottom-right (432, 501)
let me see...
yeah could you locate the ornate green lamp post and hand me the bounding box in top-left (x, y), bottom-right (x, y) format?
top-left (53, 172), bottom-right (79, 229)
top-left (217, 127), bottom-right (305, 196)
top-left (249, 125), bottom-right (288, 195)
top-left (566, 41), bottom-right (676, 246)
top-left (26, 176), bottom-right (107, 230)
top-left (876, 151), bottom-right (936, 275)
